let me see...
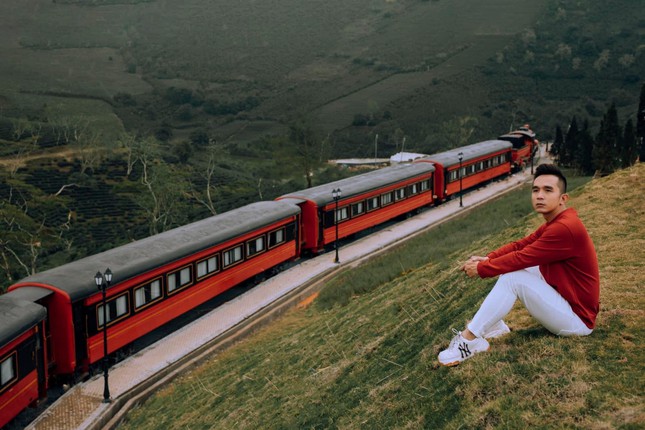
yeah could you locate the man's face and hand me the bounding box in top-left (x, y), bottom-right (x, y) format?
top-left (532, 174), bottom-right (567, 218)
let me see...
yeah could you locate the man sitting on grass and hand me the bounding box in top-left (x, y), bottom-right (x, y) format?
top-left (438, 164), bottom-right (600, 366)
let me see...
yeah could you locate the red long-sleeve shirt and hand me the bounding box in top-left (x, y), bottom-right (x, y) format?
top-left (477, 208), bottom-right (600, 329)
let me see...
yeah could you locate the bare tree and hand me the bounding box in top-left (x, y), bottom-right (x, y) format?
top-left (289, 121), bottom-right (324, 188)
top-left (133, 137), bottom-right (189, 234)
top-left (118, 132), bottom-right (139, 176)
top-left (187, 143), bottom-right (218, 215)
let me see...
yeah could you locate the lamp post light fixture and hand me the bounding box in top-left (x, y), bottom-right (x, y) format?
top-left (94, 268), bottom-right (113, 403)
top-left (458, 152), bottom-right (464, 207)
top-left (332, 188), bottom-right (342, 264)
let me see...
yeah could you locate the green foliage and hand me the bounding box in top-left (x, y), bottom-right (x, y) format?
top-left (593, 103), bottom-right (621, 175)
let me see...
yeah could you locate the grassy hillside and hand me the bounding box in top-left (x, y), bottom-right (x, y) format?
top-left (119, 163), bottom-right (644, 429)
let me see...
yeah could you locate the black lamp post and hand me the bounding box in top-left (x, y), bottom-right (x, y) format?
top-left (458, 152), bottom-right (464, 207)
top-left (332, 188), bottom-right (342, 264)
top-left (94, 268), bottom-right (113, 403)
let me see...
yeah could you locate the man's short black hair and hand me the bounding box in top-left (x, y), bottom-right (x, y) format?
top-left (534, 164), bottom-right (567, 193)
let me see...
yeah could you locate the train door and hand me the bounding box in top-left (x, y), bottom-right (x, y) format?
top-left (36, 320), bottom-right (48, 397)
top-left (72, 302), bottom-right (89, 373)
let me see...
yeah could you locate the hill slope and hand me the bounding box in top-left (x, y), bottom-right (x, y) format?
top-left (120, 164), bottom-right (643, 428)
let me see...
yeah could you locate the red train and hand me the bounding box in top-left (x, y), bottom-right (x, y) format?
top-left (0, 293), bottom-right (47, 429)
top-left (498, 124), bottom-right (539, 172)
top-left (0, 136), bottom-right (523, 427)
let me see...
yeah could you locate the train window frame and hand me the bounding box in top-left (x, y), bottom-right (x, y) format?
top-left (223, 245), bottom-right (244, 268)
top-left (196, 254), bottom-right (219, 279)
top-left (246, 235), bottom-right (266, 257)
top-left (408, 183), bottom-right (419, 195)
top-left (134, 277), bottom-right (163, 311)
top-left (335, 206), bottom-right (349, 223)
top-left (421, 179), bottom-right (431, 191)
top-left (394, 188), bottom-right (405, 201)
top-left (0, 352), bottom-right (17, 393)
top-left (268, 228), bottom-right (286, 248)
top-left (381, 191), bottom-right (394, 206)
top-left (97, 292), bottom-right (130, 329)
top-left (167, 266), bottom-right (193, 295)
top-left (366, 196), bottom-right (380, 211)
top-left (351, 201), bottom-right (365, 217)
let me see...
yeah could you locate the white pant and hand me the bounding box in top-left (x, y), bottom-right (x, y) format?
top-left (468, 266), bottom-right (593, 338)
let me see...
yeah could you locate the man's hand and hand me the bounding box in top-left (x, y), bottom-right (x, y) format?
top-left (462, 256), bottom-right (488, 278)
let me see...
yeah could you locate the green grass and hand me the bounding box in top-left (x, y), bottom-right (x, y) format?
top-left (117, 165), bottom-right (645, 429)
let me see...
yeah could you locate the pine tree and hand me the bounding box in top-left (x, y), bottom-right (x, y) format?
top-left (620, 119), bottom-right (638, 168)
top-left (637, 83), bottom-right (645, 161)
top-left (576, 119), bottom-right (595, 175)
top-left (593, 103), bottom-right (621, 175)
top-left (563, 116), bottom-right (579, 168)
top-left (551, 124), bottom-right (564, 163)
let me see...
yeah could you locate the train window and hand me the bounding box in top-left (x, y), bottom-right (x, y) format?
top-left (367, 196), bottom-right (379, 211)
top-left (269, 228), bottom-right (285, 247)
top-left (197, 256), bottom-right (219, 278)
top-left (478, 161), bottom-right (484, 171)
top-left (1, 353), bottom-right (17, 389)
top-left (335, 206), bottom-right (349, 222)
top-left (395, 188), bottom-right (405, 201)
top-left (466, 165), bottom-right (475, 175)
top-left (408, 183), bottom-right (419, 195)
top-left (168, 267), bottom-right (192, 293)
top-left (247, 236), bottom-right (266, 257)
top-left (421, 180), bottom-right (431, 191)
top-left (381, 192), bottom-right (393, 205)
top-left (448, 170), bottom-right (458, 182)
top-left (223, 245), bottom-right (243, 267)
top-left (98, 294), bottom-right (129, 328)
top-left (134, 278), bottom-right (162, 310)
top-left (351, 202), bottom-right (365, 217)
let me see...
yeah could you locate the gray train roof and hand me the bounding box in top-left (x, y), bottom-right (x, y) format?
top-left (13, 201), bottom-right (300, 302)
top-left (278, 162), bottom-right (435, 206)
top-left (420, 140), bottom-right (512, 168)
top-left (0, 292), bottom-right (47, 347)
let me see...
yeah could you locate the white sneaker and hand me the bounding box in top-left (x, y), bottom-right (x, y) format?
top-left (482, 320), bottom-right (511, 339)
top-left (438, 329), bottom-right (490, 366)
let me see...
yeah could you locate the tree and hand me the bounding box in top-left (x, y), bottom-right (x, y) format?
top-left (287, 121), bottom-right (327, 188)
top-left (0, 179), bottom-right (73, 289)
top-left (562, 116), bottom-right (579, 167)
top-left (575, 119), bottom-right (595, 175)
top-left (442, 116), bottom-right (478, 150)
top-left (637, 83), bottom-right (645, 161)
top-left (593, 103), bottom-right (621, 175)
top-left (619, 119), bottom-right (638, 168)
top-left (551, 125), bottom-right (564, 162)
top-left (187, 143), bottom-right (219, 216)
top-left (131, 137), bottom-right (190, 235)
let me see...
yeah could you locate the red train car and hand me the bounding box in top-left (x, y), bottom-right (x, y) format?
top-left (277, 163), bottom-right (436, 254)
top-left (498, 124), bottom-right (538, 172)
top-left (0, 292), bottom-right (47, 429)
top-left (416, 140), bottom-right (513, 202)
top-left (8, 201), bottom-right (300, 376)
